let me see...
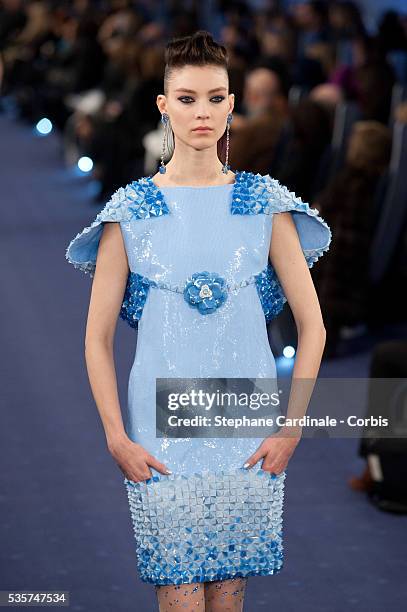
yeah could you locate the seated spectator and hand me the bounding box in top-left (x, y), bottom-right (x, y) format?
top-left (80, 41), bottom-right (165, 199)
top-left (328, 32), bottom-right (396, 121)
top-left (312, 120), bottom-right (392, 354)
top-left (309, 81), bottom-right (344, 114)
top-left (228, 63), bottom-right (290, 174)
top-left (349, 339), bottom-right (407, 495)
top-left (272, 98), bottom-right (332, 202)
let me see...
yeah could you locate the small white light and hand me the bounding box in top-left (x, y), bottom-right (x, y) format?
top-left (283, 345), bottom-right (296, 359)
top-left (36, 118), bottom-right (52, 134)
top-left (78, 156), bottom-right (93, 172)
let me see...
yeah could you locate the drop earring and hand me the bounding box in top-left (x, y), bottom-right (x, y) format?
top-left (222, 113), bottom-right (233, 174)
top-left (159, 113), bottom-right (170, 174)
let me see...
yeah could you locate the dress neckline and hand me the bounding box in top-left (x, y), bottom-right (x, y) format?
top-left (136, 169), bottom-right (262, 216)
top-left (143, 169), bottom-right (242, 216)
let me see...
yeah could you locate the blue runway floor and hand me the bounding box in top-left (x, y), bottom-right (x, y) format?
top-left (0, 114), bottom-right (406, 612)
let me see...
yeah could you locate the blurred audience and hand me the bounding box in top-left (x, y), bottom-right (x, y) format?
top-left (229, 62), bottom-right (290, 173)
top-left (272, 97), bottom-right (332, 201)
top-left (349, 339), bottom-right (407, 502)
top-left (1, 0), bottom-right (407, 354)
top-left (312, 120), bottom-right (393, 352)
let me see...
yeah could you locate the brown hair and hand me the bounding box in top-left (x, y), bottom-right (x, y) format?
top-left (346, 121), bottom-right (392, 174)
top-left (163, 30), bottom-right (230, 164)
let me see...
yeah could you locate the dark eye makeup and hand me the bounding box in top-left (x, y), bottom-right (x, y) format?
top-left (178, 96), bottom-right (225, 104)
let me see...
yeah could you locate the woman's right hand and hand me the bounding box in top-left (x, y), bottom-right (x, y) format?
top-left (107, 435), bottom-right (172, 482)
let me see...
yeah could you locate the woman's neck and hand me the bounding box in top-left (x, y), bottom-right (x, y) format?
top-left (153, 163), bottom-right (235, 188)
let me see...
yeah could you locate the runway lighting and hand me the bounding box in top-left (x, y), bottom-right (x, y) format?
top-left (276, 346), bottom-right (296, 373)
top-left (283, 345), bottom-right (296, 359)
top-left (78, 156), bottom-right (93, 173)
top-left (35, 118), bottom-right (52, 135)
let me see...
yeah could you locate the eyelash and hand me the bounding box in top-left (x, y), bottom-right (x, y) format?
top-left (178, 96), bottom-right (225, 104)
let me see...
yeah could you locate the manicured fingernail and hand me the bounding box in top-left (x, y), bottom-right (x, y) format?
top-left (165, 469), bottom-right (172, 474)
top-left (243, 463), bottom-right (250, 468)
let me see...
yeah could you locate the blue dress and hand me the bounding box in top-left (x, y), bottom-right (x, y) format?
top-left (66, 170), bottom-right (332, 586)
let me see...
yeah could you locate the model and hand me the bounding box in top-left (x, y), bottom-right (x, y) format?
top-left (65, 30), bottom-right (332, 612)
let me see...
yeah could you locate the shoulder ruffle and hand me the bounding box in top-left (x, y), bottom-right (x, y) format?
top-left (252, 174), bottom-right (333, 322)
top-left (65, 179), bottom-right (169, 277)
top-left (262, 174), bottom-right (332, 268)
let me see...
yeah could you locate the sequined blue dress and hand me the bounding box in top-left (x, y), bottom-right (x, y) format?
top-left (66, 170), bottom-right (332, 586)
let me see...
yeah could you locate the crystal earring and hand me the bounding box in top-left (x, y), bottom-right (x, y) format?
top-left (222, 113), bottom-right (233, 174)
top-left (159, 113), bottom-right (170, 174)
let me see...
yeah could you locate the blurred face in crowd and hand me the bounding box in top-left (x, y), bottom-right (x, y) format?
top-left (157, 65), bottom-right (234, 154)
top-left (329, 5), bottom-right (350, 30)
top-left (293, 2), bottom-right (323, 30)
top-left (243, 68), bottom-right (282, 116)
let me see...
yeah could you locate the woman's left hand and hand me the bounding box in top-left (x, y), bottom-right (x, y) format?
top-left (243, 426), bottom-right (302, 474)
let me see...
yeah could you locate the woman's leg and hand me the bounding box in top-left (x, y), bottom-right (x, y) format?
top-left (155, 582), bottom-right (205, 611)
top-left (204, 577), bottom-right (248, 611)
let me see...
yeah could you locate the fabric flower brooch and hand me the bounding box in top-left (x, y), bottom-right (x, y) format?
top-left (183, 271), bottom-right (228, 315)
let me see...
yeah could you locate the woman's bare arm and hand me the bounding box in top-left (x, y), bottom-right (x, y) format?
top-left (268, 211), bottom-right (327, 378)
top-left (84, 221), bottom-right (171, 481)
top-left (244, 212), bottom-right (326, 473)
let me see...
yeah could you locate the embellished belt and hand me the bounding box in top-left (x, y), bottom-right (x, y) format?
top-left (149, 270), bottom-right (257, 315)
top-left (120, 263), bottom-right (286, 329)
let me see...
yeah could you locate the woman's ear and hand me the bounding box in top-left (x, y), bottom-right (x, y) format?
top-left (156, 94), bottom-right (167, 114)
top-left (229, 93), bottom-right (235, 114)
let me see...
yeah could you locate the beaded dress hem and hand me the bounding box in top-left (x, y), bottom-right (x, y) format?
top-left (123, 468), bottom-right (286, 585)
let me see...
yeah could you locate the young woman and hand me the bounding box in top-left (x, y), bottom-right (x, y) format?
top-left (66, 30), bottom-right (332, 612)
